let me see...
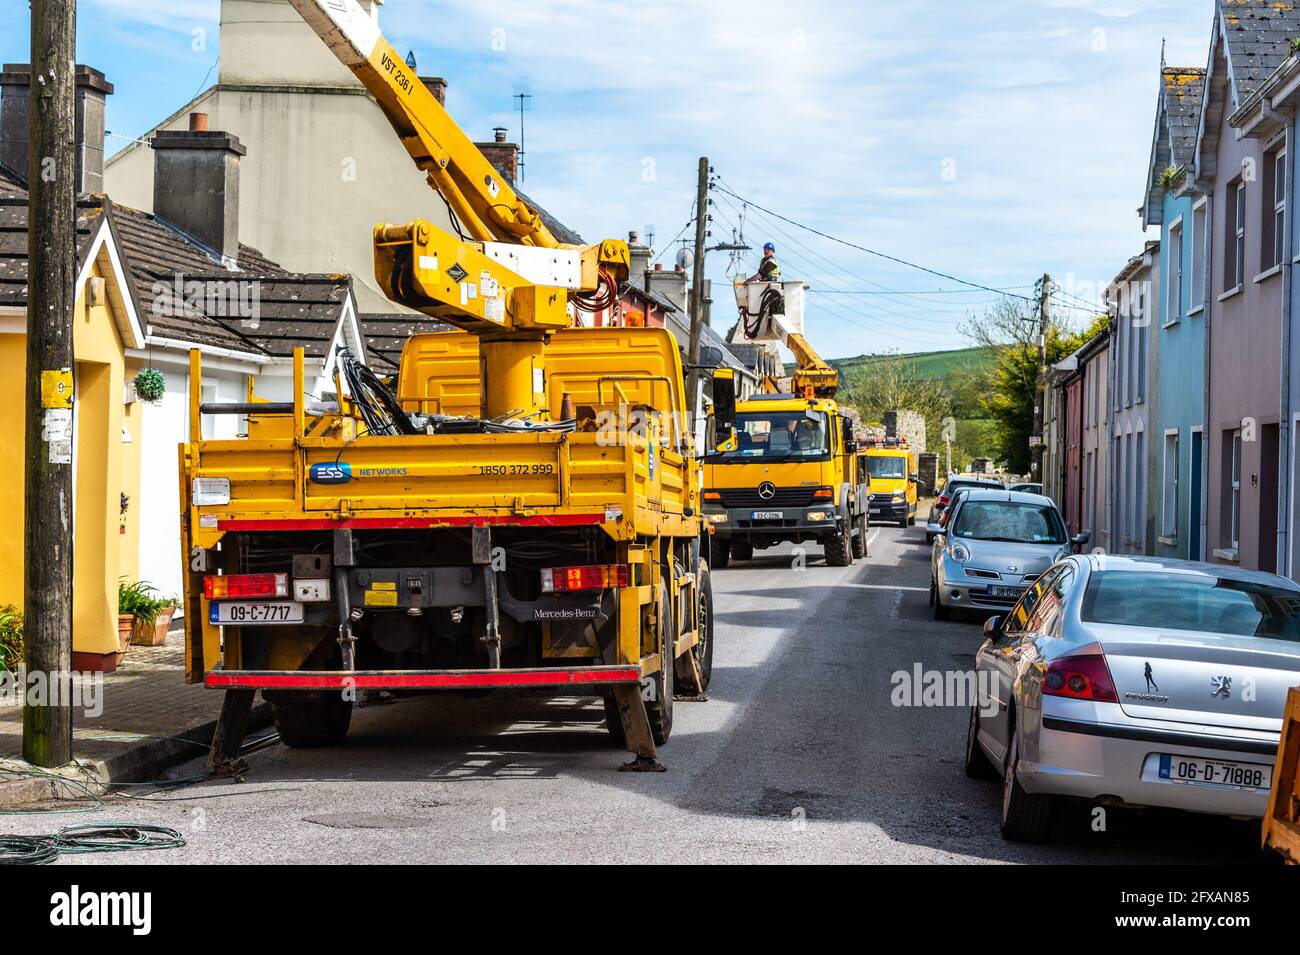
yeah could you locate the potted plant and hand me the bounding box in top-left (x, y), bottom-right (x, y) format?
top-left (118, 579), bottom-right (163, 662)
top-left (0, 604), bottom-right (22, 676)
top-left (132, 594), bottom-right (180, 647)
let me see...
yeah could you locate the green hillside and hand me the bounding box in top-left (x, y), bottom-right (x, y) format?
top-left (831, 345), bottom-right (995, 380)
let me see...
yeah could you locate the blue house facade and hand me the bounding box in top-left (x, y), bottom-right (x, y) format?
top-left (1143, 66), bottom-right (1208, 561)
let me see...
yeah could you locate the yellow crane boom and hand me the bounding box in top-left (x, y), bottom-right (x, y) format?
top-left (288, 0), bottom-right (629, 418)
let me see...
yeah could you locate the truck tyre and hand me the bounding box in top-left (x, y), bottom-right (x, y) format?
top-left (271, 692), bottom-right (352, 748)
top-left (644, 579), bottom-right (674, 745)
top-left (677, 558), bottom-right (714, 694)
top-left (730, 542), bottom-right (754, 562)
top-left (851, 510), bottom-right (868, 559)
top-left (709, 537), bottom-right (730, 568)
top-left (1000, 719), bottom-right (1055, 843)
top-left (601, 691), bottom-right (626, 746)
top-left (825, 521), bottom-right (852, 567)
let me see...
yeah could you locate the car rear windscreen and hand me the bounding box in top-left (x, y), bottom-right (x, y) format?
top-left (1082, 571), bottom-right (1300, 642)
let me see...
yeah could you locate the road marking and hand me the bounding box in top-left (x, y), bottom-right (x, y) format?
top-left (843, 584), bottom-right (929, 592)
top-left (867, 528), bottom-right (880, 549)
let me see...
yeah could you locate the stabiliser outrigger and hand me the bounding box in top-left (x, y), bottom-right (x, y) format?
top-left (182, 0), bottom-right (739, 771)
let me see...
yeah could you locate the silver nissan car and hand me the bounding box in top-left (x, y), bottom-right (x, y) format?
top-left (929, 489), bottom-right (1086, 620)
top-left (967, 553), bottom-right (1300, 842)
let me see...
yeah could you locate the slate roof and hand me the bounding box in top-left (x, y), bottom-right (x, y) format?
top-left (1163, 67), bottom-right (1207, 169)
top-left (0, 169), bottom-right (354, 361)
top-left (358, 313), bottom-right (452, 371)
top-left (1220, 0), bottom-right (1300, 102)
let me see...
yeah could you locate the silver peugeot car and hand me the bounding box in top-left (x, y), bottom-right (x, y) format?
top-left (929, 489), bottom-right (1086, 620)
top-left (967, 554), bottom-right (1300, 842)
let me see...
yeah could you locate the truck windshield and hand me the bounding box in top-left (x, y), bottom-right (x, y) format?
top-left (868, 456), bottom-right (907, 479)
top-left (712, 410), bottom-right (830, 461)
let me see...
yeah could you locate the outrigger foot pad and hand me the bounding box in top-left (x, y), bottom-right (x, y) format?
top-left (619, 755), bottom-right (667, 773)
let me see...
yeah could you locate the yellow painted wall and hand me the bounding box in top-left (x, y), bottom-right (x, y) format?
top-left (119, 356), bottom-right (144, 585)
top-left (0, 259), bottom-right (135, 658)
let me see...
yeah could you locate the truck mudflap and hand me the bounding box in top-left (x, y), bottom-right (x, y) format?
top-left (205, 665), bottom-right (642, 691)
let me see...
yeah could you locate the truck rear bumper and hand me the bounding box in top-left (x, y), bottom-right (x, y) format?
top-left (206, 665), bottom-right (642, 691)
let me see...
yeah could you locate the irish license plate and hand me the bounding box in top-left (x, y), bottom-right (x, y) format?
top-left (870, 507), bottom-right (882, 515)
top-left (988, 585), bottom-right (1024, 599)
top-left (1158, 754), bottom-right (1272, 791)
top-left (751, 511), bottom-right (783, 520)
top-left (210, 601), bottom-right (304, 626)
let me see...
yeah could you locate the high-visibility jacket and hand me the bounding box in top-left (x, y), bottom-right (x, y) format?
top-left (758, 256), bottom-right (781, 281)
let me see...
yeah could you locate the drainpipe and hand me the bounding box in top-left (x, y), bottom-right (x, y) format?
top-left (1278, 113), bottom-right (1295, 577)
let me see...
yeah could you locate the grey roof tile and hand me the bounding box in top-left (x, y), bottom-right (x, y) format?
top-left (1220, 0), bottom-right (1300, 100)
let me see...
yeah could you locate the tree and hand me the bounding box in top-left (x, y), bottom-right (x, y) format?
top-left (961, 299), bottom-right (1107, 473)
top-left (840, 354), bottom-right (952, 448)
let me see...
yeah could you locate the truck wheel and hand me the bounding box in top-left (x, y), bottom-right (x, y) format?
top-left (709, 537), bottom-right (730, 568)
top-left (644, 579), bottom-right (674, 745)
top-left (825, 522), bottom-right (852, 567)
top-left (677, 558), bottom-right (714, 694)
top-left (601, 691), bottom-right (626, 746)
top-left (851, 510), bottom-right (868, 559)
top-left (730, 542), bottom-right (754, 562)
top-left (270, 692), bottom-right (352, 748)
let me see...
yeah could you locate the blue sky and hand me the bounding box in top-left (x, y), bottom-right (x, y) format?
top-left (1, 0), bottom-right (1217, 358)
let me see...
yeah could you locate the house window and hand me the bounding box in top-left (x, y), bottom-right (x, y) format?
top-left (1227, 179), bottom-right (1246, 290)
top-left (1125, 432), bottom-right (1135, 543)
top-left (1167, 222), bottom-right (1183, 324)
top-left (1264, 148), bottom-right (1287, 271)
top-left (1230, 428), bottom-right (1242, 550)
top-left (1134, 430), bottom-right (1145, 549)
top-left (1135, 284), bottom-right (1146, 402)
top-left (1192, 200), bottom-right (1207, 309)
top-left (1162, 431), bottom-right (1179, 537)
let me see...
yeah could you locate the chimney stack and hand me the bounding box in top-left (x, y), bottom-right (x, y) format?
top-left (151, 116), bottom-right (246, 264)
top-left (0, 63), bottom-right (113, 192)
top-left (647, 264), bottom-right (688, 312)
top-left (421, 76), bottom-right (447, 106)
top-left (476, 128), bottom-right (519, 186)
top-left (627, 230), bottom-right (652, 291)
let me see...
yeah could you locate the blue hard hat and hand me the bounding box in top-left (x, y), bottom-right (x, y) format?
top-left (763, 242), bottom-right (775, 252)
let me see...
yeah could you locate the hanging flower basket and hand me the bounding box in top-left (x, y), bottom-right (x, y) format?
top-left (134, 368), bottom-right (166, 404)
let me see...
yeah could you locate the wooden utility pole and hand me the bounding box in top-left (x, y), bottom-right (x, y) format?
top-left (23, 0), bottom-right (77, 767)
top-left (1030, 273), bottom-right (1051, 483)
top-left (685, 156), bottom-right (710, 414)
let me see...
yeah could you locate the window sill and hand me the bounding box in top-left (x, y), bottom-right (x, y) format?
top-left (1255, 264), bottom-right (1283, 284)
top-left (1187, 304), bottom-right (1205, 318)
top-left (1217, 286), bottom-right (1243, 302)
top-left (1162, 318), bottom-right (1180, 329)
top-left (1212, 547), bottom-right (1240, 563)
top-left (1158, 535), bottom-right (1177, 546)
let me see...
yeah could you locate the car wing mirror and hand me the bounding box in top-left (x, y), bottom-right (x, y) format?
top-left (1070, 531), bottom-right (1091, 549)
top-left (983, 615), bottom-right (1004, 641)
top-left (926, 522), bottom-right (943, 535)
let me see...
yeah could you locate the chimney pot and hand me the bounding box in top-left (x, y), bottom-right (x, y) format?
top-left (629, 230), bottom-right (639, 243)
top-left (189, 112), bottom-right (209, 131)
top-left (654, 263), bottom-right (663, 271)
top-left (493, 126), bottom-right (508, 143)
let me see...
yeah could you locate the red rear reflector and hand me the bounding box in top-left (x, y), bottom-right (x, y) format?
top-left (204, 573), bottom-right (288, 599)
top-left (1043, 654), bottom-right (1118, 703)
top-left (539, 564), bottom-right (630, 593)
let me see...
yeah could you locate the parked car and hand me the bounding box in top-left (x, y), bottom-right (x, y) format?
top-left (1008, 482), bottom-right (1042, 496)
top-left (926, 474), bottom-right (1004, 542)
top-left (929, 490), bottom-right (1084, 620)
top-left (966, 554), bottom-right (1300, 843)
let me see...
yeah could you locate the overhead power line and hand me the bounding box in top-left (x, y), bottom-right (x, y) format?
top-left (712, 182), bottom-right (1041, 305)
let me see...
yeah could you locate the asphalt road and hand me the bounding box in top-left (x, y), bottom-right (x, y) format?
top-left (11, 524), bottom-right (1272, 864)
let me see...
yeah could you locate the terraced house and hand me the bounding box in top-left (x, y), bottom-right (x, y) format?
top-left (1142, 65), bottom-right (1208, 561)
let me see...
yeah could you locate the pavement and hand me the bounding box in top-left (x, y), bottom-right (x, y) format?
top-left (0, 633), bottom-right (270, 805)
top-left (0, 524), bottom-right (1276, 863)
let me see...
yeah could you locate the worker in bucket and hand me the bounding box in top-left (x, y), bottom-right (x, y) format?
top-left (747, 242), bottom-right (781, 283)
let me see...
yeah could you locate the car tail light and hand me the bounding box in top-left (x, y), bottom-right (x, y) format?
top-left (540, 564), bottom-right (630, 593)
top-left (813, 487), bottom-right (833, 499)
top-left (204, 573), bottom-right (288, 599)
top-left (1043, 653), bottom-right (1118, 703)
top-left (937, 494), bottom-right (950, 507)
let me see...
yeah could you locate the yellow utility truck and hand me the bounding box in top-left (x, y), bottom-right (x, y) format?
top-left (179, 0), bottom-right (734, 770)
top-left (702, 280), bottom-right (868, 567)
top-left (863, 436), bottom-right (918, 528)
top-left (1263, 686), bottom-right (1300, 863)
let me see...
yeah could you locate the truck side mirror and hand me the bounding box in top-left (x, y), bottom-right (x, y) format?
top-left (711, 369), bottom-right (737, 453)
top-left (841, 417), bottom-right (854, 453)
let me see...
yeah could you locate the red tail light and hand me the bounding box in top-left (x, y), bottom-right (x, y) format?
top-left (1043, 653), bottom-right (1118, 703)
top-left (540, 564), bottom-right (630, 593)
top-left (937, 494), bottom-right (950, 507)
top-left (204, 573), bottom-right (288, 599)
